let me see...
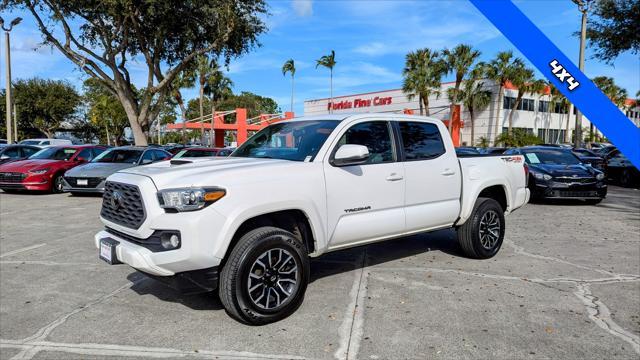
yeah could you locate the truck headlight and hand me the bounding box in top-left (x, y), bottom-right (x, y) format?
top-left (157, 187), bottom-right (225, 212)
top-left (596, 173), bottom-right (605, 181)
top-left (533, 172), bottom-right (552, 181)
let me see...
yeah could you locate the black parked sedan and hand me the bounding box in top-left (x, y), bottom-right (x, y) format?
top-left (572, 148), bottom-right (605, 171)
top-left (505, 146), bottom-right (607, 203)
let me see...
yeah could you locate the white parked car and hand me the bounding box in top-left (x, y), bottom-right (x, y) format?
top-left (95, 114), bottom-right (530, 324)
top-left (19, 138), bottom-right (73, 147)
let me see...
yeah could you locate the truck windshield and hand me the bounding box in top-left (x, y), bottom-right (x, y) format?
top-left (231, 120), bottom-right (340, 161)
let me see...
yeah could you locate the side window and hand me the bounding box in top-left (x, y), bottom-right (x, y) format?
top-left (92, 147), bottom-right (106, 158)
top-left (336, 121), bottom-right (394, 164)
top-left (399, 122), bottom-right (446, 160)
top-left (76, 148), bottom-right (93, 161)
top-left (153, 150), bottom-right (169, 161)
top-left (22, 147), bottom-right (39, 157)
top-left (141, 150), bottom-right (154, 164)
top-left (3, 148), bottom-right (21, 158)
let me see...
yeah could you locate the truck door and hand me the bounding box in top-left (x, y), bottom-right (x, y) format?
top-left (397, 120), bottom-right (461, 232)
top-left (324, 120), bottom-right (405, 249)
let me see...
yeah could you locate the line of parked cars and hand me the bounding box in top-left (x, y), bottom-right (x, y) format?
top-left (0, 139), bottom-right (235, 195)
top-left (456, 143), bottom-right (639, 203)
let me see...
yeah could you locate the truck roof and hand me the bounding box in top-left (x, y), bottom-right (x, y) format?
top-left (284, 113), bottom-right (437, 123)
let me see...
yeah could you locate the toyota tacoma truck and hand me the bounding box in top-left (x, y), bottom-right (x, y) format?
top-left (95, 114), bottom-right (530, 324)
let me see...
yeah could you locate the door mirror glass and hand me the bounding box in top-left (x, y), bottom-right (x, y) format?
top-left (332, 144), bottom-right (369, 167)
top-left (141, 158), bottom-right (153, 165)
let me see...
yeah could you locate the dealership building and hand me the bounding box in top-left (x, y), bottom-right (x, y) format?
top-left (304, 80), bottom-right (640, 146)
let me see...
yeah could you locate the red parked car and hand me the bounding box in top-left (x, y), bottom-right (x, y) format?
top-left (0, 145), bottom-right (107, 193)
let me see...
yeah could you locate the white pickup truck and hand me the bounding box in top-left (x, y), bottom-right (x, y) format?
top-left (95, 114), bottom-right (529, 324)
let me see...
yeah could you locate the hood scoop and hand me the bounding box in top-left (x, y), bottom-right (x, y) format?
top-left (170, 159), bottom-right (192, 166)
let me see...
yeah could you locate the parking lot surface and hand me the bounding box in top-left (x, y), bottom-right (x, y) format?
top-left (1, 187), bottom-right (639, 359)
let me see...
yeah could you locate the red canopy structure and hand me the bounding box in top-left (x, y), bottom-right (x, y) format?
top-left (166, 109), bottom-right (294, 147)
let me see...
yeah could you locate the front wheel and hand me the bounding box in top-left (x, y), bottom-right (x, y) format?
top-left (219, 226), bottom-right (309, 325)
top-left (52, 174), bottom-right (64, 193)
top-left (456, 197), bottom-right (505, 259)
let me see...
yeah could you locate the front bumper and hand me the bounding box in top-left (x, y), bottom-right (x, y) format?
top-left (62, 177), bottom-right (106, 193)
top-left (530, 179), bottom-right (607, 199)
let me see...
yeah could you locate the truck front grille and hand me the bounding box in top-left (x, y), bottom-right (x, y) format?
top-left (101, 181), bottom-right (146, 229)
top-left (0, 172), bottom-right (26, 183)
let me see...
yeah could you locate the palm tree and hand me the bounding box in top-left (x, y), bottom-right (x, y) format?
top-left (170, 69), bottom-right (196, 144)
top-left (506, 70), bottom-right (541, 136)
top-left (442, 44), bottom-right (481, 134)
top-left (484, 51), bottom-right (525, 143)
top-left (459, 64), bottom-right (492, 146)
top-left (402, 48), bottom-right (445, 116)
top-left (282, 59), bottom-right (296, 113)
top-left (316, 50), bottom-right (336, 113)
top-left (195, 55), bottom-right (216, 141)
top-left (205, 60), bottom-right (233, 146)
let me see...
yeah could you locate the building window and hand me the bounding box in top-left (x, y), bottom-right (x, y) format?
top-left (503, 96), bottom-right (534, 111)
top-left (539, 100), bottom-right (549, 113)
top-left (554, 102), bottom-right (568, 114)
top-left (503, 96), bottom-right (516, 109)
top-left (502, 127), bottom-right (534, 135)
top-left (537, 129), bottom-right (566, 143)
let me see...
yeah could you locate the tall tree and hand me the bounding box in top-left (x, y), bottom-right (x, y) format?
top-left (585, 0), bottom-right (640, 64)
top-left (195, 56), bottom-right (216, 138)
top-left (316, 50), bottom-right (336, 113)
top-left (83, 78), bottom-right (129, 145)
top-left (205, 61), bottom-right (233, 146)
top-left (169, 68), bottom-right (196, 144)
top-left (13, 78), bottom-right (80, 138)
top-left (484, 51), bottom-right (525, 143)
top-left (402, 48), bottom-right (444, 116)
top-left (282, 59), bottom-right (296, 113)
top-left (506, 69), bottom-right (538, 136)
top-left (442, 44), bottom-right (481, 135)
top-left (4, 0), bottom-right (267, 145)
top-left (459, 64), bottom-right (492, 146)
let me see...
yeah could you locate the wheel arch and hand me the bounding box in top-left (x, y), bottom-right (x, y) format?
top-left (458, 182), bottom-right (510, 225)
top-left (221, 209), bottom-right (317, 265)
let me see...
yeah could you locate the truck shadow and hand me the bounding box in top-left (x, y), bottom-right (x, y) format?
top-left (125, 229), bottom-right (462, 311)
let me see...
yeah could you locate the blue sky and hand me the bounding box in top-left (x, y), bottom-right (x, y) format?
top-left (1, 0), bottom-right (638, 116)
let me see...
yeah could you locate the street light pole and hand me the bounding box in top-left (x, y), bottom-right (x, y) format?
top-left (1, 17), bottom-right (22, 144)
top-left (572, 0), bottom-right (591, 148)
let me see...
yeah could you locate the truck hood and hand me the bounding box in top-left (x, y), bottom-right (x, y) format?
top-left (117, 157), bottom-right (294, 189)
top-left (65, 162), bottom-right (136, 178)
top-left (0, 159), bottom-right (61, 173)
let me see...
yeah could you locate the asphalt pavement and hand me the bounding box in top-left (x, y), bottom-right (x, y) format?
top-left (0, 186), bottom-right (638, 359)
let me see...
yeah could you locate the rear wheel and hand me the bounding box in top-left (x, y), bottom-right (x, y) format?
top-left (219, 226), bottom-right (309, 325)
top-left (456, 198), bottom-right (505, 259)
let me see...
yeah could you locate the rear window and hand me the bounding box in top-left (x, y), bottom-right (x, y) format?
top-left (399, 122), bottom-right (445, 160)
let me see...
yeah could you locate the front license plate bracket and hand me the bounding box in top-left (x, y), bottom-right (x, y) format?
top-left (100, 238), bottom-right (121, 265)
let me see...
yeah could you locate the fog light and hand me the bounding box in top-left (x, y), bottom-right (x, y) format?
top-left (161, 233), bottom-right (181, 249)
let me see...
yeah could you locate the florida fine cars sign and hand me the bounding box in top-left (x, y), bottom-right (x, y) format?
top-left (328, 96), bottom-right (392, 111)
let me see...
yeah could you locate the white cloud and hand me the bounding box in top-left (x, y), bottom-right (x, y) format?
top-left (292, 0), bottom-right (313, 17)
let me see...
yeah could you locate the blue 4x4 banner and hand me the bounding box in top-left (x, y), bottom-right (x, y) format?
top-left (470, 0), bottom-right (640, 169)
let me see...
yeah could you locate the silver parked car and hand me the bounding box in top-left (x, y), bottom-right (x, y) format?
top-left (62, 146), bottom-right (171, 195)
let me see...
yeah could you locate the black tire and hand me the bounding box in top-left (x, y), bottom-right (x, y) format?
top-left (219, 226), bottom-right (309, 325)
top-left (585, 198), bottom-right (603, 205)
top-left (620, 169), bottom-right (632, 187)
top-left (52, 174), bottom-right (64, 193)
top-left (1, 189), bottom-right (21, 194)
top-left (456, 197), bottom-right (505, 259)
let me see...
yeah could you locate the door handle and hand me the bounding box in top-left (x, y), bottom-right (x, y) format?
top-left (441, 169), bottom-right (456, 176)
top-left (386, 173), bottom-right (404, 181)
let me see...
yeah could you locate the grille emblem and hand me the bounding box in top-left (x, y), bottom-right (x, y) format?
top-left (111, 190), bottom-right (124, 210)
